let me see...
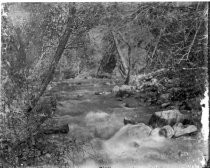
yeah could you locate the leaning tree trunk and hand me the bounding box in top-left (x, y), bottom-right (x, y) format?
top-left (124, 45), bottom-right (131, 85)
top-left (111, 31), bottom-right (128, 79)
top-left (15, 28), bottom-right (27, 70)
top-left (30, 5), bottom-right (76, 109)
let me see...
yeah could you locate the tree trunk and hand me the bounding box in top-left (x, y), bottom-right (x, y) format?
top-left (30, 5), bottom-right (76, 108)
top-left (124, 46), bottom-right (131, 85)
top-left (111, 31), bottom-right (128, 79)
top-left (15, 27), bottom-right (27, 70)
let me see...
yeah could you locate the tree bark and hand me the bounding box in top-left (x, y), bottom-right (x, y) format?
top-left (112, 31), bottom-right (132, 84)
top-left (30, 5), bottom-right (76, 108)
top-left (124, 46), bottom-right (131, 85)
top-left (111, 31), bottom-right (128, 78)
top-left (15, 28), bottom-right (27, 70)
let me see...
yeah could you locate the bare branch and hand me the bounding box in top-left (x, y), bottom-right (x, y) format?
top-left (151, 27), bottom-right (165, 60)
top-left (178, 21), bottom-right (202, 64)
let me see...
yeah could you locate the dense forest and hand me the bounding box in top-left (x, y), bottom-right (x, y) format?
top-left (0, 2), bottom-right (208, 168)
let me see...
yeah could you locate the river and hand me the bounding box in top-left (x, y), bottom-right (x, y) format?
top-left (46, 78), bottom-right (207, 168)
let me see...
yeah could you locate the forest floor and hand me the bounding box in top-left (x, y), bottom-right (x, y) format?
top-left (45, 78), bottom-right (207, 168)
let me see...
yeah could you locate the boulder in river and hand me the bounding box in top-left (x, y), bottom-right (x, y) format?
top-left (112, 85), bottom-right (120, 93)
top-left (119, 85), bottom-right (136, 92)
top-left (161, 125), bottom-right (174, 138)
top-left (115, 85), bottom-right (136, 98)
top-left (106, 123), bottom-right (152, 145)
top-left (148, 109), bottom-right (188, 128)
top-left (173, 123), bottom-right (198, 137)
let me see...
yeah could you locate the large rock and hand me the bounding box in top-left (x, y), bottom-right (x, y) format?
top-left (161, 125), bottom-right (174, 138)
top-left (116, 85), bottom-right (136, 98)
top-left (103, 122), bottom-right (176, 160)
top-left (119, 85), bottom-right (136, 92)
top-left (107, 123), bottom-right (152, 144)
top-left (148, 109), bottom-right (188, 128)
top-left (104, 123), bottom-right (153, 154)
top-left (150, 125), bottom-right (174, 139)
top-left (173, 123), bottom-right (198, 137)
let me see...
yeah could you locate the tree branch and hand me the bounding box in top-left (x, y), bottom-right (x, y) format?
top-left (151, 27), bottom-right (165, 60)
top-left (178, 21), bottom-right (202, 64)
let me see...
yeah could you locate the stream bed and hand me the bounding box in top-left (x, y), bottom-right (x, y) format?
top-left (47, 78), bottom-right (207, 168)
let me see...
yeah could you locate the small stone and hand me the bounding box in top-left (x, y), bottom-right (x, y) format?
top-left (124, 117), bottom-right (136, 125)
top-left (112, 85), bottom-right (120, 93)
top-left (178, 151), bottom-right (189, 158)
top-left (161, 102), bottom-right (171, 108)
top-left (77, 94), bottom-right (83, 98)
top-left (116, 97), bottom-right (123, 101)
top-left (95, 91), bottom-right (102, 95)
top-left (102, 91), bottom-right (111, 95)
top-left (77, 82), bottom-right (82, 85)
top-left (104, 82), bottom-right (111, 86)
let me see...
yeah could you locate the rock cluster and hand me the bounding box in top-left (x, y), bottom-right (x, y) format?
top-left (113, 68), bottom-right (203, 131)
top-left (124, 109), bottom-right (198, 138)
top-left (148, 109), bottom-right (189, 128)
top-left (149, 109), bottom-right (198, 138)
top-left (128, 69), bottom-right (203, 110)
top-left (112, 85), bottom-right (136, 98)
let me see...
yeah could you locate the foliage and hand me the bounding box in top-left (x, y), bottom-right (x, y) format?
top-left (133, 2), bottom-right (207, 70)
top-left (0, 2), bottom-right (208, 167)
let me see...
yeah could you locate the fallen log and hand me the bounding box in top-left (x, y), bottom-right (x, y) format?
top-left (42, 124), bottom-right (69, 135)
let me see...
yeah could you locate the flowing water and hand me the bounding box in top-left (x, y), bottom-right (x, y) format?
top-left (47, 78), bottom-right (208, 168)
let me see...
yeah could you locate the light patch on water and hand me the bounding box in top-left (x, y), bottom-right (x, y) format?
top-left (85, 111), bottom-right (124, 139)
top-left (85, 111), bottom-right (110, 123)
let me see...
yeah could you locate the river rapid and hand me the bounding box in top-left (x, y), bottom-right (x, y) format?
top-left (46, 78), bottom-right (207, 168)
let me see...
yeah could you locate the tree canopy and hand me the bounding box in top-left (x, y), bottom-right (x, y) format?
top-left (0, 2), bottom-right (208, 167)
